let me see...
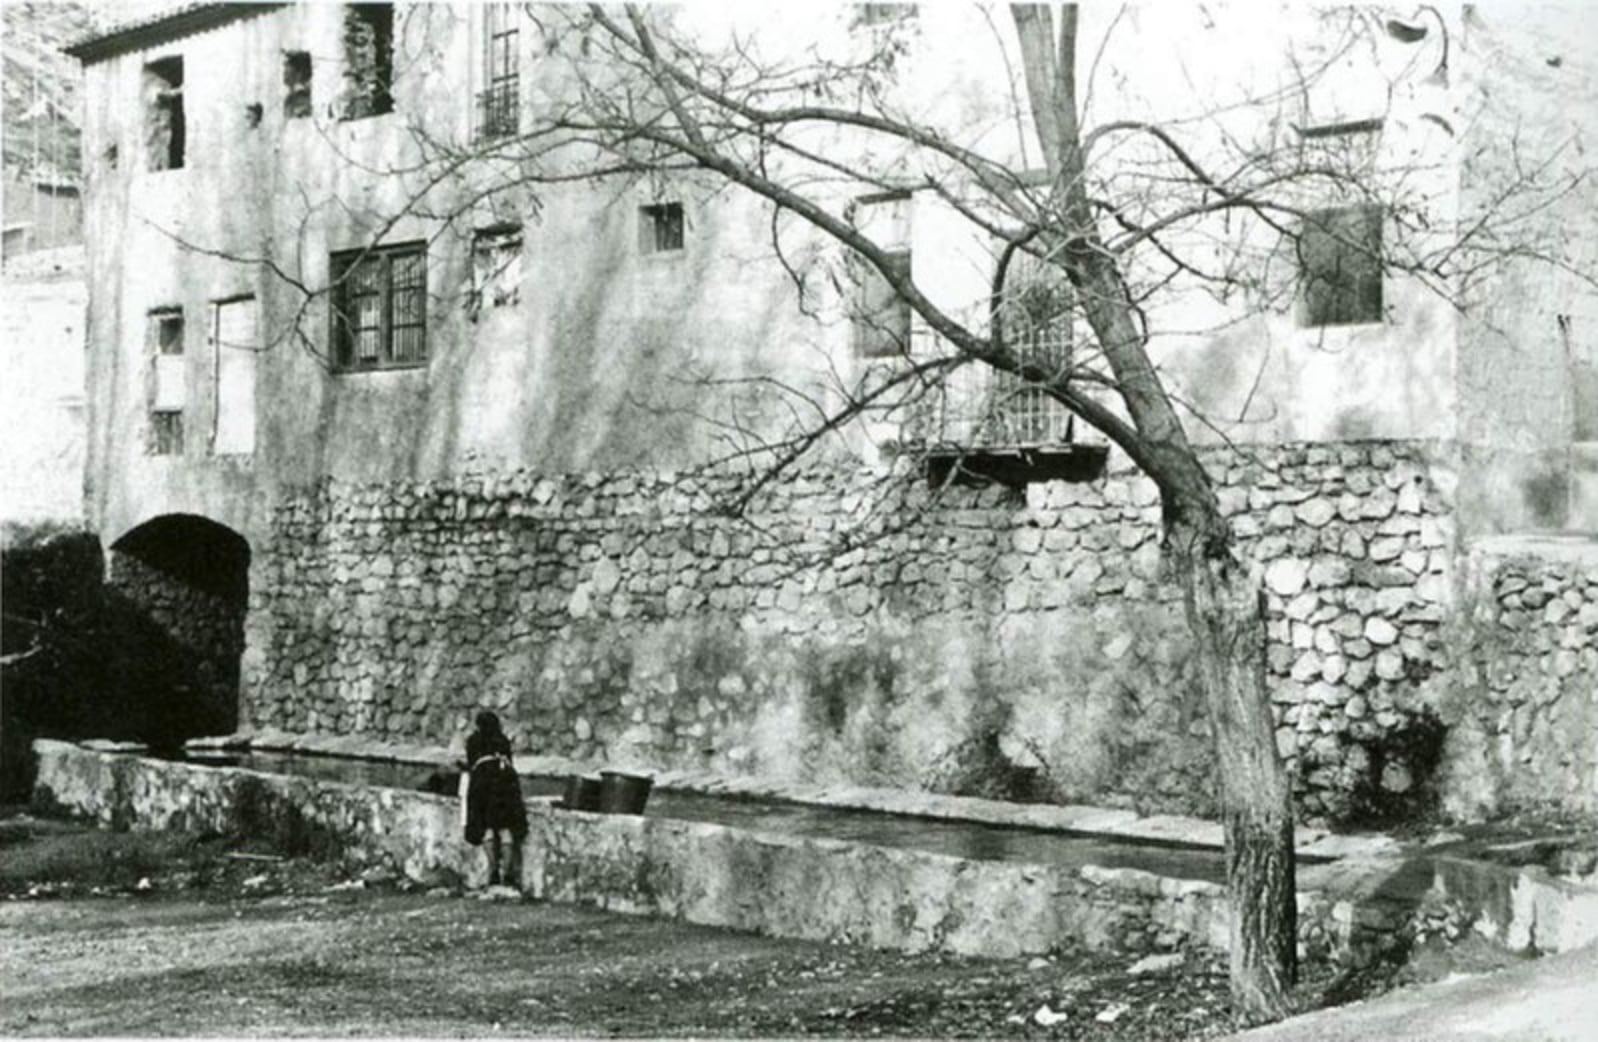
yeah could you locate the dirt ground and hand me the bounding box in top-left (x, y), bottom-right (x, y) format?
top-left (0, 808), bottom-right (1490, 1040)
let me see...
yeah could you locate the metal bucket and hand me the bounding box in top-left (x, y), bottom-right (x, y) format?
top-left (561, 774), bottom-right (603, 811)
top-left (598, 771), bottom-right (653, 815)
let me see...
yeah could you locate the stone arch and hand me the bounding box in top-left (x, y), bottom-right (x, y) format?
top-left (108, 513), bottom-right (251, 747)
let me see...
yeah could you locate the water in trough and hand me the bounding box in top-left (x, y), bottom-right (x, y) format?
top-left (180, 750), bottom-right (1245, 882)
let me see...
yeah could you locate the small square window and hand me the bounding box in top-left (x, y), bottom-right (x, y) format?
top-left (149, 412), bottom-right (184, 455)
top-left (1297, 204), bottom-right (1383, 327)
top-left (639, 202), bottom-right (684, 254)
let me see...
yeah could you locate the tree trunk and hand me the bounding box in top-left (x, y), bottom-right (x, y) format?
top-left (1171, 524), bottom-right (1298, 1022)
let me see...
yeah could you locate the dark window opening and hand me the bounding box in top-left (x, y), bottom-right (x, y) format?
top-left (148, 308), bottom-right (185, 455)
top-left (477, 3), bottom-right (520, 140)
top-left (342, 3), bottom-right (394, 120)
top-left (1298, 204), bottom-right (1383, 327)
top-left (245, 102), bottom-right (263, 129)
top-left (330, 242), bottom-right (427, 370)
top-left (104, 144), bottom-right (118, 169)
top-left (639, 202), bottom-right (684, 254)
top-left (143, 56), bottom-right (185, 171)
top-left (852, 250), bottom-right (912, 357)
top-left (853, 3), bottom-right (918, 28)
top-left (283, 50), bottom-right (312, 118)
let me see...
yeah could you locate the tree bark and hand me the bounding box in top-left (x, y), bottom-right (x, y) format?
top-left (1171, 519), bottom-right (1298, 1022)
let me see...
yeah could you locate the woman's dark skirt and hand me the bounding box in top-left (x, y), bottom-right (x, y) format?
top-left (464, 758), bottom-right (527, 845)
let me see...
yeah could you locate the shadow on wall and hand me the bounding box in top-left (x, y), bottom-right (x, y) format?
top-left (0, 517), bottom-right (249, 799)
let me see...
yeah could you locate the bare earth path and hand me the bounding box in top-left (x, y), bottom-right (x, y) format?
top-left (0, 811), bottom-right (1263, 1039)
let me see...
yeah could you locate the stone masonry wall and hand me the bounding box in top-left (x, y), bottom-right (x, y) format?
top-left (242, 440), bottom-right (1462, 824)
top-left (1431, 543), bottom-right (1598, 819)
top-left (246, 441), bottom-right (1463, 824)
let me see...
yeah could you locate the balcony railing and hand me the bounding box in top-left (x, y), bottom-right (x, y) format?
top-left (476, 79), bottom-right (519, 141)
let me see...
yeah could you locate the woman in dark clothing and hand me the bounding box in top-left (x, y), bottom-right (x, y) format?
top-left (463, 711), bottom-right (527, 888)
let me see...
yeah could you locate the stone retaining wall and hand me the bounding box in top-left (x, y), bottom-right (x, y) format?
top-left (1432, 541), bottom-right (1598, 818)
top-left (243, 440), bottom-right (1458, 823)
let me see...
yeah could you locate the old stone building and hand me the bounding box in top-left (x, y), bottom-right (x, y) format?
top-left (66, 2), bottom-right (1598, 822)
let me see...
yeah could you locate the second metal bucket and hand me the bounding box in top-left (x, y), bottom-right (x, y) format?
top-left (597, 770), bottom-right (653, 814)
top-left (562, 774), bottom-right (603, 811)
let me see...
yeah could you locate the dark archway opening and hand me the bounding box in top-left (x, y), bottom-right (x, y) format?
top-left (107, 514), bottom-right (251, 752)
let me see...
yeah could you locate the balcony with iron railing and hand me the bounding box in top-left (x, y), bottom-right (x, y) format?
top-left (901, 313), bottom-right (1108, 486)
top-left (476, 79), bottom-right (520, 142)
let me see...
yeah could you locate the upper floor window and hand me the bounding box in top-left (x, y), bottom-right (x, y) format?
top-left (148, 307), bottom-right (185, 454)
top-left (342, 3), bottom-right (394, 120)
top-left (284, 50), bottom-right (313, 119)
top-left (849, 192), bottom-right (912, 357)
top-left (639, 202), bottom-right (684, 254)
top-left (330, 242), bottom-right (427, 370)
top-left (987, 250), bottom-right (1074, 444)
top-left (477, 3), bottom-right (520, 141)
top-left (143, 56), bottom-right (185, 171)
top-left (469, 225), bottom-right (523, 315)
top-left (852, 3), bottom-right (918, 29)
top-left (1297, 204), bottom-right (1383, 327)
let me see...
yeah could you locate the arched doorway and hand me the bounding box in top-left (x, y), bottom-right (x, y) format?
top-left (108, 514), bottom-right (250, 749)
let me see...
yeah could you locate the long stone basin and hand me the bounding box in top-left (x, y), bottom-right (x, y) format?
top-left (32, 739), bottom-right (1598, 965)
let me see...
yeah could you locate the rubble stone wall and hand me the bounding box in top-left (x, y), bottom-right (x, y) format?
top-left (1432, 544), bottom-right (1598, 818)
top-left (242, 439), bottom-right (1467, 822)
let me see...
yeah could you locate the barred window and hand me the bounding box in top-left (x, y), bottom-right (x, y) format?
top-left (639, 202), bottom-right (684, 254)
top-left (477, 3), bottom-right (520, 140)
top-left (330, 242), bottom-right (428, 371)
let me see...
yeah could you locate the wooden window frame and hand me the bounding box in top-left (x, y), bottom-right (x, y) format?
top-left (329, 241), bottom-right (429, 372)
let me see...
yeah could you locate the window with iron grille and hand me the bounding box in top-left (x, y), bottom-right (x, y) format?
top-left (477, 3), bottom-right (520, 140)
top-left (148, 308), bottom-right (185, 455)
top-left (341, 3), bottom-right (394, 120)
top-left (1298, 204), bottom-right (1383, 327)
top-left (639, 202), bottom-right (684, 254)
top-left (986, 252), bottom-right (1074, 444)
top-left (330, 242), bottom-right (428, 371)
